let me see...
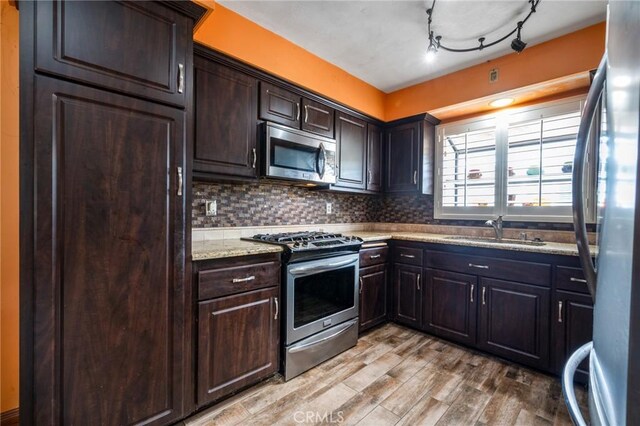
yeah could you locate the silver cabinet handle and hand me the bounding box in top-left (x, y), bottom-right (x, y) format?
top-left (469, 263), bottom-right (489, 269)
top-left (413, 170), bottom-right (418, 185)
top-left (482, 287), bottom-right (486, 305)
top-left (417, 273), bottom-right (421, 291)
top-left (400, 253), bottom-right (415, 259)
top-left (252, 148), bottom-right (257, 169)
top-left (178, 63), bottom-right (184, 94)
top-left (274, 297), bottom-right (279, 320)
top-left (304, 104), bottom-right (309, 123)
top-left (470, 284), bottom-right (474, 303)
top-left (369, 254), bottom-right (381, 259)
top-left (176, 166), bottom-right (183, 196)
top-left (558, 301), bottom-right (563, 323)
top-left (368, 170), bottom-right (372, 184)
top-left (359, 276), bottom-right (363, 294)
top-left (232, 276), bottom-right (255, 283)
top-left (296, 103), bottom-right (300, 121)
top-left (570, 277), bottom-right (587, 283)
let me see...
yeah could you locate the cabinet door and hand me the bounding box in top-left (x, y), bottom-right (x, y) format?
top-left (198, 288), bottom-right (279, 405)
top-left (393, 264), bottom-right (423, 328)
top-left (33, 0), bottom-right (192, 107)
top-left (424, 269), bottom-right (477, 346)
top-left (367, 124), bottom-right (383, 192)
top-left (359, 264), bottom-right (388, 332)
top-left (385, 121), bottom-right (421, 192)
top-left (554, 291), bottom-right (593, 384)
top-left (335, 112), bottom-right (367, 189)
top-left (27, 76), bottom-right (187, 425)
top-left (478, 278), bottom-right (551, 370)
top-left (260, 82), bottom-right (302, 128)
top-left (194, 57), bottom-right (258, 178)
top-left (302, 98), bottom-right (335, 138)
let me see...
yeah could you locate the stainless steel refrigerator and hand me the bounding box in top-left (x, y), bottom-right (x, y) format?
top-left (564, 1), bottom-right (640, 425)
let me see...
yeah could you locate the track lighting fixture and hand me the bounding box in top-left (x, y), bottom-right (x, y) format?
top-left (426, 0), bottom-right (540, 60)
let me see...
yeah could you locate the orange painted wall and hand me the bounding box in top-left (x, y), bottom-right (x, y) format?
top-left (386, 22), bottom-right (606, 121)
top-left (194, 3), bottom-right (386, 120)
top-left (0, 0), bottom-right (20, 413)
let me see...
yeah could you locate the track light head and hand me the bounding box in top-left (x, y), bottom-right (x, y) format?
top-left (511, 37), bottom-right (527, 53)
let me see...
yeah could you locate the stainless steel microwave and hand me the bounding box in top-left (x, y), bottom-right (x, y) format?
top-left (262, 123), bottom-right (337, 185)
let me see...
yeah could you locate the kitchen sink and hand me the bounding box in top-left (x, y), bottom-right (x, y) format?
top-left (445, 236), bottom-right (547, 246)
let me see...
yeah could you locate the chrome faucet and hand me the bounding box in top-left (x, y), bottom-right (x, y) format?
top-left (485, 216), bottom-right (504, 240)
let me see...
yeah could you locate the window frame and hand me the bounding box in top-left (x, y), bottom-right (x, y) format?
top-left (434, 95), bottom-right (597, 223)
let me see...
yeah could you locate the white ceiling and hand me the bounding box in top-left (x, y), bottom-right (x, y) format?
top-left (218, 0), bottom-right (607, 92)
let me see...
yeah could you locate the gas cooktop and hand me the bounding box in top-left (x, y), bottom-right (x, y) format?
top-left (242, 231), bottom-right (363, 262)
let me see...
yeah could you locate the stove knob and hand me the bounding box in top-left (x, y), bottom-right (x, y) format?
top-left (293, 242), bottom-right (300, 248)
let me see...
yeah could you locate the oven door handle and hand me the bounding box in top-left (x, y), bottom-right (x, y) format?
top-left (288, 320), bottom-right (357, 353)
top-left (289, 257), bottom-right (358, 276)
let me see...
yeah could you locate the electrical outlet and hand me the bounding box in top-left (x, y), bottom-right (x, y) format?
top-left (205, 200), bottom-right (217, 217)
top-left (326, 203), bottom-right (332, 214)
top-left (489, 68), bottom-right (499, 83)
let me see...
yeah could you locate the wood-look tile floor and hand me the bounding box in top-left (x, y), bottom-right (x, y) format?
top-left (184, 323), bottom-right (590, 426)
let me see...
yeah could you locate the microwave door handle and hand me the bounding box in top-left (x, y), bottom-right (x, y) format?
top-left (317, 143), bottom-right (326, 179)
top-left (572, 54), bottom-right (606, 303)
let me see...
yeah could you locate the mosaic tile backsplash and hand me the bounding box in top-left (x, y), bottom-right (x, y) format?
top-left (193, 182), bottom-right (587, 231)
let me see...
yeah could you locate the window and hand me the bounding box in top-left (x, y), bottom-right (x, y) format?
top-left (435, 96), bottom-right (597, 222)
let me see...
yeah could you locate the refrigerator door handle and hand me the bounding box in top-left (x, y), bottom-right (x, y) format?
top-left (562, 341), bottom-right (592, 426)
top-left (572, 54), bottom-right (606, 303)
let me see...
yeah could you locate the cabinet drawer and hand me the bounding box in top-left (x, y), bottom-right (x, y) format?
top-left (392, 246), bottom-right (423, 266)
top-left (556, 266), bottom-right (589, 293)
top-left (360, 246), bottom-right (388, 267)
top-left (198, 260), bottom-right (280, 300)
top-left (425, 250), bottom-right (551, 287)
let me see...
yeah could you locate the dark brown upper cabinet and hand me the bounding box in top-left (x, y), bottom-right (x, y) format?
top-left (33, 1), bottom-right (198, 107)
top-left (385, 114), bottom-right (438, 194)
top-left (366, 124), bottom-right (383, 192)
top-left (194, 54), bottom-right (259, 178)
top-left (424, 269), bottom-right (477, 346)
top-left (302, 98), bottom-right (335, 138)
top-left (25, 75), bottom-right (188, 425)
top-left (334, 112), bottom-right (367, 190)
top-left (478, 278), bottom-right (551, 370)
top-left (260, 82), bottom-right (302, 129)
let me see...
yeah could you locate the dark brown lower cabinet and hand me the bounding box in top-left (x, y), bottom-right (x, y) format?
top-left (393, 264), bottom-right (423, 328)
top-left (198, 287), bottom-right (279, 405)
top-left (554, 290), bottom-right (594, 384)
top-left (359, 264), bottom-right (388, 331)
top-left (424, 269), bottom-right (477, 346)
top-left (478, 278), bottom-right (551, 370)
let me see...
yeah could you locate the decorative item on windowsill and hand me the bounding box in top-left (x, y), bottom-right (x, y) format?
top-left (508, 194), bottom-right (516, 206)
top-left (526, 165), bottom-right (543, 175)
top-left (562, 161), bottom-right (573, 173)
top-left (467, 169), bottom-right (482, 179)
top-left (425, 0), bottom-right (541, 61)
top-left (508, 166), bottom-right (515, 177)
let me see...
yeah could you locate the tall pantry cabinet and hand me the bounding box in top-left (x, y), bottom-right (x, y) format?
top-left (19, 2), bottom-right (206, 425)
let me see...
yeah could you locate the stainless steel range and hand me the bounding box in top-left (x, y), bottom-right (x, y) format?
top-left (243, 232), bottom-right (362, 380)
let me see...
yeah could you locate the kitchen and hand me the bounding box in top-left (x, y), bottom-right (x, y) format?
top-left (1, 0), bottom-right (638, 425)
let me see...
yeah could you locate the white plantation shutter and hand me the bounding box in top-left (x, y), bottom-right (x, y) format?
top-left (435, 96), bottom-right (595, 222)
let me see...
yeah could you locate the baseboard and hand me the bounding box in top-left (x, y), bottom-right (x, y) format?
top-left (0, 408), bottom-right (19, 426)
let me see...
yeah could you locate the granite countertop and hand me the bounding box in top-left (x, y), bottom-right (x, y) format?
top-left (192, 231), bottom-right (596, 261)
top-left (351, 231), bottom-right (597, 257)
top-left (192, 239), bottom-right (282, 261)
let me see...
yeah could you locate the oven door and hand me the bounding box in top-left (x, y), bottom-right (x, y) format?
top-left (285, 253), bottom-right (359, 345)
top-left (264, 123), bottom-right (337, 184)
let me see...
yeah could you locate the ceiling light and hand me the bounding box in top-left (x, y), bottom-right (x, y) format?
top-left (489, 98), bottom-right (515, 108)
top-left (426, 41), bottom-right (437, 62)
top-left (425, 0), bottom-right (540, 58)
